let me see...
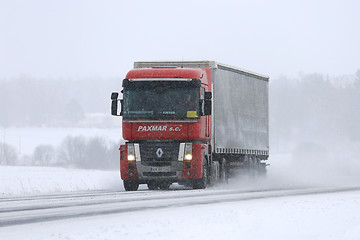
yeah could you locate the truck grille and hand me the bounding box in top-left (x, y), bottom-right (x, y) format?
top-left (140, 142), bottom-right (179, 167)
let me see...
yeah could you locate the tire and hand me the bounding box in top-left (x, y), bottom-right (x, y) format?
top-left (147, 181), bottom-right (158, 190)
top-left (220, 158), bottom-right (229, 184)
top-left (258, 162), bottom-right (267, 177)
top-left (210, 161), bottom-right (220, 186)
top-left (250, 156), bottom-right (258, 177)
top-left (159, 182), bottom-right (171, 190)
top-left (192, 164), bottom-right (208, 189)
top-left (123, 180), bottom-right (139, 191)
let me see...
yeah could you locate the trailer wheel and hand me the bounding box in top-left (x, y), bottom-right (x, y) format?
top-left (123, 180), bottom-right (139, 191)
top-left (258, 161), bottom-right (267, 177)
top-left (220, 158), bottom-right (229, 183)
top-left (250, 156), bottom-right (258, 177)
top-left (209, 161), bottom-right (220, 186)
top-left (192, 164), bottom-right (208, 189)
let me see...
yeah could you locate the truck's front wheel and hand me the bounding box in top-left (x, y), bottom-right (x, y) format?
top-left (192, 165), bottom-right (208, 189)
top-left (159, 182), bottom-right (171, 190)
top-left (147, 181), bottom-right (158, 190)
top-left (123, 180), bottom-right (139, 191)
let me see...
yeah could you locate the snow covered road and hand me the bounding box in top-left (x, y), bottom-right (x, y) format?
top-left (1, 186), bottom-right (360, 228)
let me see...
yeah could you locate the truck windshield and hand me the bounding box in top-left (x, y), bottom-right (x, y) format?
top-left (123, 87), bottom-right (199, 119)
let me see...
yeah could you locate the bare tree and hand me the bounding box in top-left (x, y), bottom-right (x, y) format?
top-left (82, 136), bottom-right (109, 169)
top-left (32, 145), bottom-right (55, 166)
top-left (57, 136), bottom-right (86, 167)
top-left (0, 142), bottom-right (18, 165)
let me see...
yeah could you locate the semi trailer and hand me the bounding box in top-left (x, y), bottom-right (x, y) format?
top-left (111, 61), bottom-right (269, 191)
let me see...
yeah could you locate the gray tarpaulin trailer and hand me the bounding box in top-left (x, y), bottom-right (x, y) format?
top-left (134, 61), bottom-right (269, 158)
top-left (211, 63), bottom-right (269, 157)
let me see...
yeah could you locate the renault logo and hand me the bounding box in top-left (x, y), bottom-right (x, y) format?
top-left (156, 148), bottom-right (163, 158)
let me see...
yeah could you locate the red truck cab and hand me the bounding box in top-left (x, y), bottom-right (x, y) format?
top-left (111, 63), bottom-right (213, 191)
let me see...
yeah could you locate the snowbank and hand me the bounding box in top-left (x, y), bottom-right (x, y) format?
top-left (0, 166), bottom-right (122, 195)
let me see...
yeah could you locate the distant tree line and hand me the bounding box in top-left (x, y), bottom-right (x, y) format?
top-left (2, 72), bottom-right (359, 131)
top-left (0, 76), bottom-right (121, 127)
top-left (270, 70), bottom-right (360, 150)
top-left (1, 70), bottom-right (360, 164)
top-left (0, 136), bottom-right (121, 170)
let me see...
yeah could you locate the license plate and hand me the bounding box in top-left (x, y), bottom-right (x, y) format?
top-left (150, 167), bottom-right (170, 172)
top-left (150, 167), bottom-right (161, 172)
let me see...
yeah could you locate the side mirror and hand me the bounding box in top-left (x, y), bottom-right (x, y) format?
top-left (200, 91), bottom-right (212, 116)
top-left (204, 100), bottom-right (212, 115)
top-left (111, 92), bottom-right (123, 116)
top-left (111, 92), bottom-right (119, 100)
top-left (111, 99), bottom-right (123, 116)
top-left (111, 100), bottom-right (118, 116)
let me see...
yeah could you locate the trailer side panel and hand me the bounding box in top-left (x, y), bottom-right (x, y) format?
top-left (212, 67), bottom-right (269, 155)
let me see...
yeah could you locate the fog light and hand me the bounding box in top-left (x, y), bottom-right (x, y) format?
top-left (185, 154), bottom-right (193, 161)
top-left (129, 172), bottom-right (134, 177)
top-left (128, 154), bottom-right (135, 161)
top-left (186, 171), bottom-right (191, 176)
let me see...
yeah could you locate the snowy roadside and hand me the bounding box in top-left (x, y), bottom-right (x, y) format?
top-left (0, 166), bottom-right (122, 195)
top-left (1, 156), bottom-right (360, 240)
top-left (1, 190), bottom-right (360, 240)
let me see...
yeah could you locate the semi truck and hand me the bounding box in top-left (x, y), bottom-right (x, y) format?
top-left (111, 61), bottom-right (269, 191)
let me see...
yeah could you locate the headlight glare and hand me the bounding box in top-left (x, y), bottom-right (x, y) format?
top-left (185, 154), bottom-right (193, 161)
top-left (127, 154), bottom-right (135, 161)
top-left (183, 143), bottom-right (193, 161)
top-left (127, 144), bottom-right (136, 161)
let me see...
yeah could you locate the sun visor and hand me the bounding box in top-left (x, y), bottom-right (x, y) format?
top-left (122, 78), bottom-right (201, 88)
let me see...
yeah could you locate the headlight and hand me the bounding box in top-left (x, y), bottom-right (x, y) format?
top-left (185, 154), bottom-right (193, 161)
top-left (184, 143), bottom-right (192, 161)
top-left (178, 142), bottom-right (192, 161)
top-left (127, 144), bottom-right (136, 161)
top-left (127, 154), bottom-right (135, 161)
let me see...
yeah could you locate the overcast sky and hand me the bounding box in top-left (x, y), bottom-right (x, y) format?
top-left (0, 0), bottom-right (359, 79)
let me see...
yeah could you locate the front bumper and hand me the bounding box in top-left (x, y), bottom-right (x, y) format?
top-left (120, 142), bottom-right (205, 182)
